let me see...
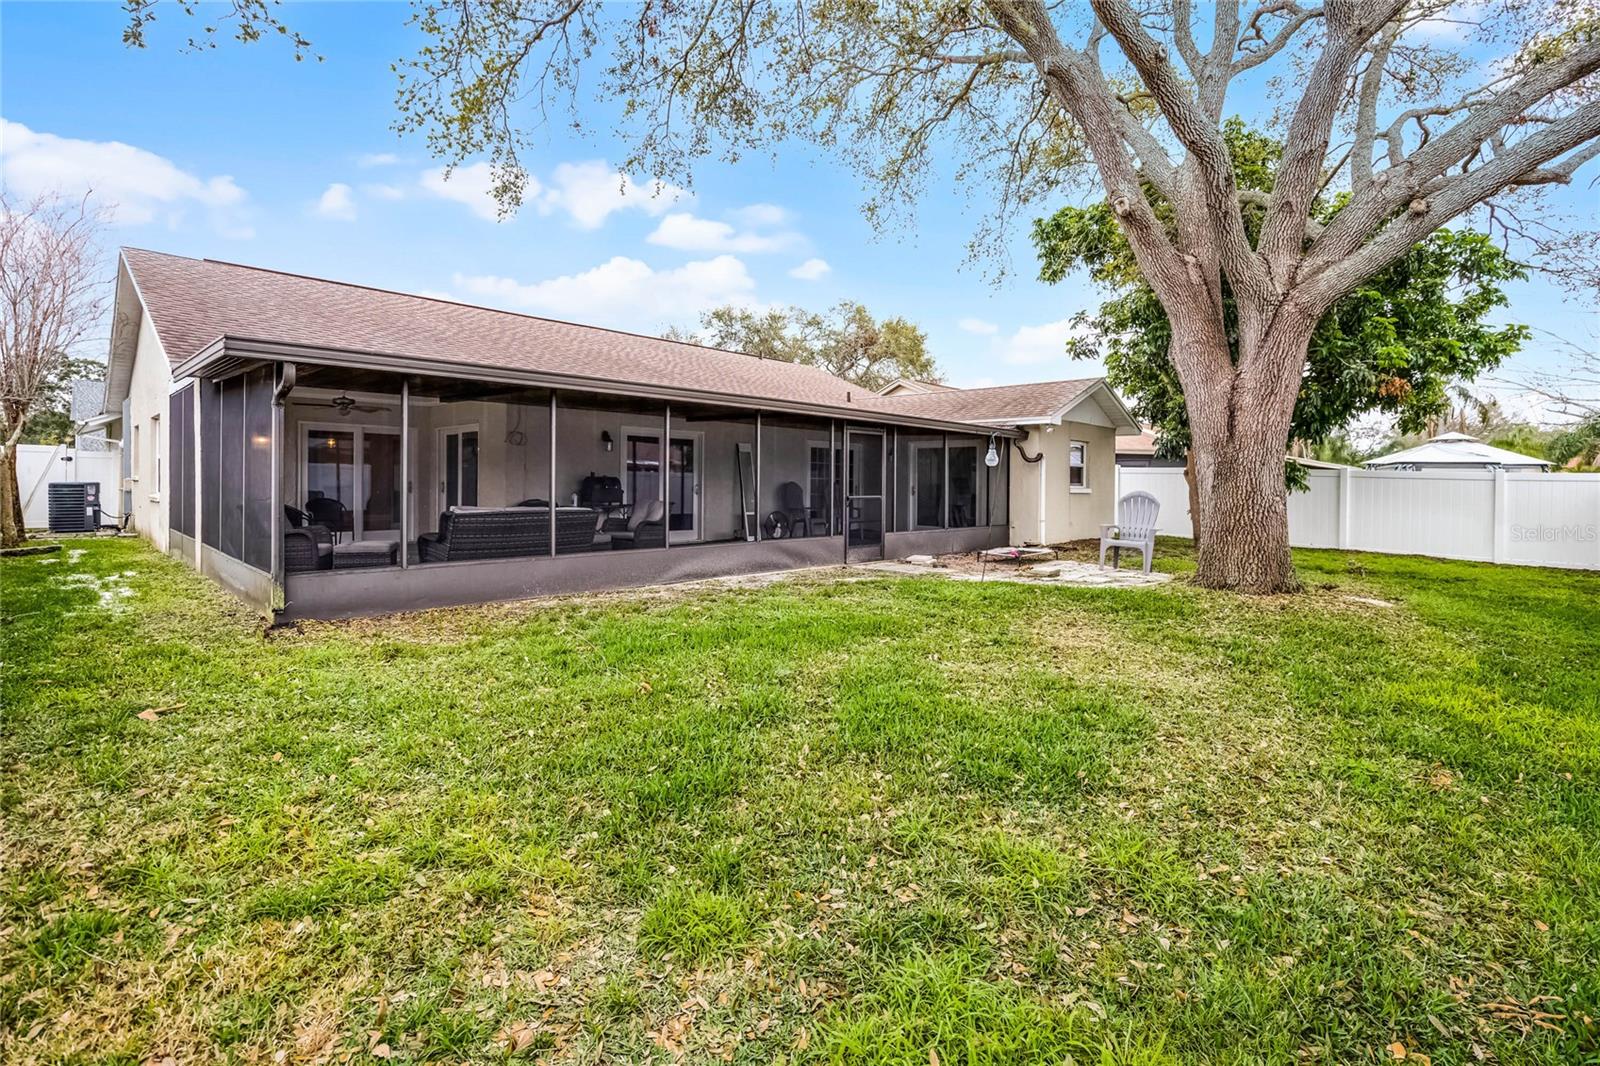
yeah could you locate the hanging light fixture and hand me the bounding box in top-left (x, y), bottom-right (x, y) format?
top-left (601, 430), bottom-right (614, 452)
top-left (984, 434), bottom-right (1000, 468)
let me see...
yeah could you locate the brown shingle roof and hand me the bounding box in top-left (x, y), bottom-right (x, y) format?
top-left (864, 378), bottom-right (1100, 423)
top-left (122, 248), bottom-right (865, 408)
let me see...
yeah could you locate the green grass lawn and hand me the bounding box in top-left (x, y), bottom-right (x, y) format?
top-left (3, 538), bottom-right (1597, 1065)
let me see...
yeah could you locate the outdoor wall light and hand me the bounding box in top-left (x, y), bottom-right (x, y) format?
top-left (985, 435), bottom-right (1000, 468)
top-left (601, 430), bottom-right (614, 452)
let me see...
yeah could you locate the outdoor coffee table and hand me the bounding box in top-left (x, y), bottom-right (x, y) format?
top-left (331, 540), bottom-right (399, 569)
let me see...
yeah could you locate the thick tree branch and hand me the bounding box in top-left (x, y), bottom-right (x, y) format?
top-left (1089, 0), bottom-right (1270, 304)
top-left (1350, 23), bottom-right (1398, 195)
top-left (1258, 0), bottom-right (1406, 289)
top-left (1307, 103), bottom-right (1600, 309)
top-left (1233, 1), bottom-right (1325, 75)
top-left (1313, 33), bottom-right (1600, 269)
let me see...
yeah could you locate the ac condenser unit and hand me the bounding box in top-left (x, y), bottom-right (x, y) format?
top-left (47, 481), bottom-right (102, 533)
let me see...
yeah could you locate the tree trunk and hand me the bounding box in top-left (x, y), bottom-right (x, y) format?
top-left (1191, 431), bottom-right (1297, 592)
top-left (1181, 319), bottom-right (1312, 594)
top-left (0, 444), bottom-right (24, 549)
top-left (1183, 446), bottom-right (1202, 550)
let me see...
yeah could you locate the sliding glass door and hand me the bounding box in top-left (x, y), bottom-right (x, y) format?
top-left (304, 424), bottom-right (401, 541)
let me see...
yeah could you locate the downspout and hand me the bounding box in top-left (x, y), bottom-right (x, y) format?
top-left (1012, 436), bottom-right (1046, 547)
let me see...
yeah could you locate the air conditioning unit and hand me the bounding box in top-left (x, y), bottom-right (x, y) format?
top-left (48, 481), bottom-right (102, 533)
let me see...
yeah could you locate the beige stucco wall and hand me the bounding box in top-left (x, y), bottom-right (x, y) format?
top-left (1059, 420), bottom-right (1117, 542)
top-left (125, 312), bottom-right (173, 552)
top-left (1006, 420), bottom-right (1117, 545)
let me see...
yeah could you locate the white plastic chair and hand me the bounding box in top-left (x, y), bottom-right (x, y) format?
top-left (1099, 491), bottom-right (1160, 574)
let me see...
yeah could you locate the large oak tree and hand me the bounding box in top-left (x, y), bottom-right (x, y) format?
top-left (135, 0), bottom-right (1600, 590)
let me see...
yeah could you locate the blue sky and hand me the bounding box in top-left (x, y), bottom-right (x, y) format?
top-left (1, 1), bottom-right (1592, 413)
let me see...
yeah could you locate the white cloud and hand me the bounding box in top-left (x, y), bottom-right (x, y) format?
top-left (729, 203), bottom-right (788, 227)
top-left (314, 182), bottom-right (356, 221)
top-left (358, 152), bottom-right (401, 167)
top-left (419, 162), bottom-right (525, 222)
top-left (999, 318), bottom-right (1096, 365)
top-left (363, 183), bottom-right (405, 201)
top-left (537, 160), bottom-right (687, 229)
top-left (647, 211), bottom-right (802, 254)
top-left (789, 257), bottom-right (831, 281)
top-left (958, 317), bottom-right (999, 335)
top-left (452, 254), bottom-right (758, 328)
top-left (0, 119), bottom-right (252, 237)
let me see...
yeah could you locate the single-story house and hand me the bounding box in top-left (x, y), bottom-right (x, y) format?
top-left (1365, 432), bottom-right (1551, 471)
top-left (99, 249), bottom-right (1138, 619)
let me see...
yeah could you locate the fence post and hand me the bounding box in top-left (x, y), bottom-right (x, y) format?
top-left (1492, 468), bottom-right (1508, 563)
top-left (1337, 466), bottom-right (1352, 550)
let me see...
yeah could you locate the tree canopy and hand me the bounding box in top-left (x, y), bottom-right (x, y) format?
top-left (666, 303), bottom-right (939, 393)
top-left (1033, 121), bottom-right (1530, 472)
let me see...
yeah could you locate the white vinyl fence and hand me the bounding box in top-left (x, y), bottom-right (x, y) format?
top-left (15, 442), bottom-right (123, 530)
top-left (1116, 465), bottom-right (1600, 570)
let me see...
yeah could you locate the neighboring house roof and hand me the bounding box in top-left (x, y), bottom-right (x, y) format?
top-left (1365, 432), bottom-right (1551, 470)
top-left (869, 377), bottom-right (1139, 432)
top-left (878, 378), bottom-right (958, 396)
top-left (1117, 429), bottom-right (1158, 455)
top-left (69, 379), bottom-right (107, 422)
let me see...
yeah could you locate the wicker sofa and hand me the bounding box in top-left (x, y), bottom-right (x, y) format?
top-left (418, 506), bottom-right (599, 562)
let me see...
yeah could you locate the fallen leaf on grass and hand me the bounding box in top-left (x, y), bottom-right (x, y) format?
top-left (1388, 1042), bottom-right (1408, 1059)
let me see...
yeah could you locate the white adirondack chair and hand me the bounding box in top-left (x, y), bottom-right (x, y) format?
top-left (1099, 491), bottom-right (1161, 574)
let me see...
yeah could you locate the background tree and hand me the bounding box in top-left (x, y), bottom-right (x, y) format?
top-left (666, 303), bottom-right (940, 393)
top-left (1034, 121), bottom-right (1529, 542)
top-left (0, 192), bottom-right (109, 548)
top-left (137, 0), bottom-right (1600, 591)
top-left (18, 356), bottom-right (107, 446)
top-left (1508, 331), bottom-right (1600, 467)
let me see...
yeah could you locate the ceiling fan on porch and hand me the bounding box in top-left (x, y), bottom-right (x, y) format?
top-left (307, 393), bottom-right (388, 417)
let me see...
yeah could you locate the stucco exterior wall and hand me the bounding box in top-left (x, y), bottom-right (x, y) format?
top-left (1059, 420), bottom-right (1117, 542)
top-left (125, 312), bottom-right (173, 551)
top-left (1005, 421), bottom-right (1117, 545)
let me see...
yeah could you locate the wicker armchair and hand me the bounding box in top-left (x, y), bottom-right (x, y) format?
top-left (284, 524), bottom-right (334, 571)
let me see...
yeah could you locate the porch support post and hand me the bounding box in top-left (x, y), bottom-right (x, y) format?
top-left (829, 421), bottom-right (836, 536)
top-left (399, 379), bottom-right (410, 569)
top-left (548, 392), bottom-right (558, 557)
top-left (269, 369), bottom-right (284, 588)
top-left (663, 404), bottom-right (671, 550)
top-left (754, 411), bottom-right (763, 541)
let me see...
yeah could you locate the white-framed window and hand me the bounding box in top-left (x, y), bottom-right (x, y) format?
top-left (151, 414), bottom-right (162, 497)
top-left (1069, 440), bottom-right (1089, 490)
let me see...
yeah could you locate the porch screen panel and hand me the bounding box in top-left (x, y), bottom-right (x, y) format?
top-left (243, 366), bottom-right (274, 571)
top-left (758, 413), bottom-right (834, 540)
top-left (986, 439), bottom-right (1009, 527)
top-left (671, 402), bottom-right (757, 546)
top-left (945, 434), bottom-right (985, 529)
top-left (200, 382), bottom-right (221, 548)
top-left (218, 377), bottom-right (245, 559)
top-left (167, 384), bottom-right (195, 537)
top-left (893, 430), bottom-right (945, 531)
top-left (553, 391), bottom-right (665, 554)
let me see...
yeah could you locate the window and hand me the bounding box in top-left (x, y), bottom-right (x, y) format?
top-left (131, 423), bottom-right (141, 478)
top-left (151, 415), bottom-right (162, 496)
top-left (1069, 441), bottom-right (1088, 490)
top-left (808, 445), bottom-right (830, 514)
